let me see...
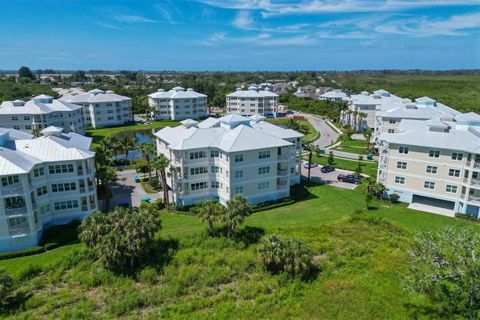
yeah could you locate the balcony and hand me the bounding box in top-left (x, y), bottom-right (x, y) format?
top-left (1, 184), bottom-right (24, 196)
top-left (277, 169), bottom-right (288, 176)
top-left (475, 162), bottom-right (480, 169)
top-left (82, 205), bottom-right (88, 211)
top-left (88, 185), bottom-right (94, 192)
top-left (80, 187), bottom-right (86, 193)
top-left (9, 223), bottom-right (30, 236)
top-left (5, 206), bottom-right (27, 216)
top-left (86, 169), bottom-right (93, 175)
top-left (77, 170), bottom-right (84, 176)
top-left (468, 195), bottom-right (480, 203)
top-left (278, 153), bottom-right (289, 160)
top-left (277, 178), bottom-right (289, 190)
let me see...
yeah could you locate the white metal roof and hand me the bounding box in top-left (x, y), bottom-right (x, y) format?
top-left (226, 89), bottom-right (278, 98)
top-left (60, 90), bottom-right (131, 104)
top-left (0, 98), bottom-right (82, 115)
top-left (148, 87), bottom-right (206, 99)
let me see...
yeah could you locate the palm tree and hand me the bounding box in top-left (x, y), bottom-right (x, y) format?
top-left (303, 142), bottom-right (315, 185)
top-left (198, 201), bottom-right (224, 235)
top-left (121, 134), bottom-right (137, 162)
top-left (363, 129), bottom-right (373, 149)
top-left (152, 154), bottom-right (170, 205)
top-left (96, 166), bottom-right (117, 211)
top-left (138, 142), bottom-right (155, 180)
top-left (105, 135), bottom-right (120, 160)
top-left (223, 195), bottom-right (252, 238)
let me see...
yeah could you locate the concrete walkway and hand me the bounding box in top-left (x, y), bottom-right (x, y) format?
top-left (110, 169), bottom-right (162, 208)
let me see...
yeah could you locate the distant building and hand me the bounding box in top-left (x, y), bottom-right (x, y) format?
top-left (60, 89), bottom-right (133, 128)
top-left (272, 83), bottom-right (293, 94)
top-left (294, 85), bottom-right (317, 99)
top-left (318, 89), bottom-right (348, 102)
top-left (226, 86), bottom-right (279, 118)
top-left (0, 126), bottom-right (97, 252)
top-left (154, 113), bottom-right (303, 206)
top-left (0, 95), bottom-right (85, 134)
top-left (147, 87), bottom-right (208, 120)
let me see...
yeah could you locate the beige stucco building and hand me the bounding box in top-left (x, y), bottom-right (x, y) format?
top-left (226, 86), bottom-right (278, 118)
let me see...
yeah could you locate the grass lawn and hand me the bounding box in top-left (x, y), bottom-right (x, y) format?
top-left (333, 139), bottom-right (370, 155)
top-left (1, 184), bottom-right (478, 318)
top-left (267, 118), bottom-right (319, 143)
top-left (308, 153), bottom-right (378, 177)
top-left (86, 119), bottom-right (179, 145)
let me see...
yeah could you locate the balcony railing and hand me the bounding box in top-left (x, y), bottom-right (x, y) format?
top-left (86, 169), bottom-right (93, 175)
top-left (468, 195), bottom-right (480, 203)
top-left (277, 169), bottom-right (288, 176)
top-left (475, 162), bottom-right (480, 169)
top-left (5, 206), bottom-right (27, 216)
top-left (278, 154), bottom-right (289, 160)
top-left (9, 224), bottom-right (30, 236)
top-left (77, 170), bottom-right (84, 176)
top-left (88, 186), bottom-right (94, 192)
top-left (82, 205), bottom-right (88, 211)
top-left (1, 184), bottom-right (24, 195)
top-left (80, 187), bottom-right (86, 193)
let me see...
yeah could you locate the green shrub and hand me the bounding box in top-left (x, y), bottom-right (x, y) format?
top-left (455, 212), bottom-right (480, 222)
top-left (18, 264), bottom-right (43, 281)
top-left (257, 235), bottom-right (313, 276)
top-left (389, 193), bottom-right (400, 204)
top-left (0, 268), bottom-right (13, 302)
top-left (138, 267), bottom-right (158, 284)
top-left (155, 198), bottom-right (165, 210)
top-left (0, 246), bottom-right (45, 261)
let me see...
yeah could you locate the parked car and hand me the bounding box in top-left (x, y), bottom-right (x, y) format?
top-left (303, 162), bottom-right (318, 169)
top-left (337, 174), bottom-right (362, 184)
top-left (321, 166), bottom-right (335, 173)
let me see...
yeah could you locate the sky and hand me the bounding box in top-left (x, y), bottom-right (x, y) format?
top-left (0, 0), bottom-right (479, 71)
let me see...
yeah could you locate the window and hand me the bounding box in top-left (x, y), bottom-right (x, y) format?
top-left (48, 164), bottom-right (74, 174)
top-left (51, 182), bottom-right (76, 192)
top-left (389, 119), bottom-right (396, 124)
top-left (396, 162), bottom-right (407, 170)
top-left (258, 151), bottom-right (271, 159)
top-left (25, 125), bottom-right (31, 130)
top-left (32, 167), bottom-right (44, 178)
top-left (429, 150), bottom-right (440, 158)
top-left (39, 204), bottom-right (50, 215)
top-left (53, 200), bottom-right (79, 211)
top-left (211, 181), bottom-right (219, 189)
top-left (1, 175), bottom-right (19, 186)
top-left (24, 116), bottom-right (30, 121)
top-left (36, 185), bottom-right (48, 196)
top-left (234, 154), bottom-right (244, 163)
top-left (449, 169), bottom-right (461, 177)
top-left (190, 182), bottom-right (208, 191)
top-left (394, 176), bottom-right (405, 184)
top-left (11, 116), bottom-right (18, 121)
top-left (189, 151), bottom-right (206, 160)
top-left (446, 185), bottom-right (458, 193)
top-left (210, 150), bottom-right (219, 158)
top-left (258, 181), bottom-right (270, 190)
top-left (426, 166), bottom-right (438, 174)
top-left (452, 152), bottom-right (464, 161)
top-left (234, 186), bottom-right (244, 195)
top-left (190, 167), bottom-right (208, 175)
top-left (258, 166), bottom-right (270, 175)
top-left (388, 129), bottom-right (395, 133)
top-left (234, 170), bottom-right (243, 179)
top-left (398, 146), bottom-right (409, 154)
top-left (211, 166), bottom-right (219, 173)
top-left (424, 181), bottom-right (435, 190)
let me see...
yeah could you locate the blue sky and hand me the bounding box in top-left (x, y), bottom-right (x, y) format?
top-left (0, 0), bottom-right (479, 70)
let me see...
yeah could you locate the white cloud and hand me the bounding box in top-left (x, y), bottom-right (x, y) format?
top-left (375, 12), bottom-right (480, 36)
top-left (114, 14), bottom-right (157, 24)
top-left (198, 0), bottom-right (480, 16)
top-left (233, 10), bottom-right (254, 29)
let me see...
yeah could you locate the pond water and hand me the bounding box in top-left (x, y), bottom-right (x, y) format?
top-left (114, 129), bottom-right (155, 161)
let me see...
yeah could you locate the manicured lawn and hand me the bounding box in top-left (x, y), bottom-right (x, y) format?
top-left (333, 139), bottom-right (370, 155)
top-left (1, 184), bottom-right (478, 318)
top-left (267, 118), bottom-right (319, 143)
top-left (308, 153), bottom-right (378, 177)
top-left (86, 120), bottom-right (179, 144)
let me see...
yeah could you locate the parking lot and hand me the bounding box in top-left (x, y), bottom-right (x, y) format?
top-left (301, 162), bottom-right (360, 190)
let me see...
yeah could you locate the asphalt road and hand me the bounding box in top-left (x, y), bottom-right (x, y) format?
top-left (296, 112), bottom-right (340, 148)
top-left (301, 162), bottom-right (359, 190)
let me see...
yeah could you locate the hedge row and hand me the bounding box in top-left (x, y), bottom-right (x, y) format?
top-left (252, 199), bottom-right (296, 212)
top-left (455, 212), bottom-right (480, 223)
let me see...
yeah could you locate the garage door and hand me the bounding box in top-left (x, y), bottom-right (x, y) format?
top-left (412, 195), bottom-right (455, 210)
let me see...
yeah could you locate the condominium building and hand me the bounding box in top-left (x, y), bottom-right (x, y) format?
top-left (226, 86), bottom-right (278, 118)
top-left (373, 96), bottom-right (460, 141)
top-left (147, 87), bottom-right (208, 120)
top-left (60, 89), bottom-right (133, 128)
top-left (154, 113), bottom-right (303, 206)
top-left (0, 126), bottom-right (97, 252)
top-left (377, 112), bottom-right (480, 217)
top-left (0, 95), bottom-right (85, 134)
top-left (340, 89), bottom-right (404, 131)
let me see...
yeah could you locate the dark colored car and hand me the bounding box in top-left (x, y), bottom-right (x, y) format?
top-left (321, 166), bottom-right (335, 173)
top-left (337, 174), bottom-right (362, 184)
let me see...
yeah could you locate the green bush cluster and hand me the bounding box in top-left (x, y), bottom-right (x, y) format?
top-left (279, 93), bottom-right (346, 120)
top-left (455, 212), bottom-right (480, 222)
top-left (252, 197), bottom-right (295, 212)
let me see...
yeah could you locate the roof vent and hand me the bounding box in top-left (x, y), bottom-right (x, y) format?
top-left (12, 99), bottom-right (25, 107)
